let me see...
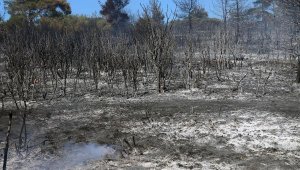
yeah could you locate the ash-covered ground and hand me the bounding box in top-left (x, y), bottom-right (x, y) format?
top-left (1, 54), bottom-right (300, 170)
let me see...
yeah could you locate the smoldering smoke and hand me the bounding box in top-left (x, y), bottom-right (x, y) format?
top-left (48, 143), bottom-right (116, 169)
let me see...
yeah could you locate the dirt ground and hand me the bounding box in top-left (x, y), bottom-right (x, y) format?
top-left (1, 91), bottom-right (300, 170)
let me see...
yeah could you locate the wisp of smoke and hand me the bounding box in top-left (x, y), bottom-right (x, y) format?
top-left (50, 142), bottom-right (116, 169)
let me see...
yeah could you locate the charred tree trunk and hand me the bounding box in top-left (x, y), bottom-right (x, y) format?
top-left (188, 14), bottom-right (192, 34)
top-left (18, 112), bottom-right (27, 152)
top-left (132, 70), bottom-right (138, 92)
top-left (122, 70), bottom-right (128, 96)
top-left (235, 0), bottom-right (240, 44)
top-left (157, 69), bottom-right (161, 93)
top-left (63, 74), bottom-right (67, 96)
top-left (3, 112), bottom-right (13, 170)
top-left (297, 57), bottom-right (300, 83)
top-left (1, 97), bottom-right (4, 111)
top-left (92, 66), bottom-right (98, 90)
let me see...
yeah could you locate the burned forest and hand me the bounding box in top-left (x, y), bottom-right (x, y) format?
top-left (0, 0), bottom-right (300, 169)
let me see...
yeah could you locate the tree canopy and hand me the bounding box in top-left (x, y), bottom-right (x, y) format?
top-left (4, 0), bottom-right (71, 23)
top-left (247, 0), bottom-right (274, 21)
top-left (173, 0), bottom-right (208, 32)
top-left (134, 0), bottom-right (165, 42)
top-left (190, 5), bottom-right (208, 20)
top-left (40, 15), bottom-right (111, 31)
top-left (100, 0), bottom-right (129, 27)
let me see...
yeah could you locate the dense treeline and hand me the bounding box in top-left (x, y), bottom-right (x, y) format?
top-left (0, 0), bottom-right (299, 111)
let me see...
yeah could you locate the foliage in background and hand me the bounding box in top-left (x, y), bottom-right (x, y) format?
top-left (4, 0), bottom-right (71, 26)
top-left (100, 0), bottom-right (130, 29)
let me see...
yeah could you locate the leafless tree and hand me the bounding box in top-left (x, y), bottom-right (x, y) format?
top-left (0, 73), bottom-right (7, 110)
top-left (183, 36), bottom-right (196, 89)
top-left (0, 27), bottom-right (39, 157)
top-left (229, 0), bottom-right (248, 44)
top-left (278, 0), bottom-right (300, 83)
top-left (173, 0), bottom-right (198, 33)
top-left (214, 0), bottom-right (230, 34)
top-left (140, 1), bottom-right (175, 93)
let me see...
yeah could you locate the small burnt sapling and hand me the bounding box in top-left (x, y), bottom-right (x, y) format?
top-left (3, 112), bottom-right (12, 170)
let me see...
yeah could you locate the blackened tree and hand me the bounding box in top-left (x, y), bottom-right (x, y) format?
top-left (229, 0), bottom-right (248, 44)
top-left (248, 0), bottom-right (274, 39)
top-left (279, 0), bottom-right (300, 83)
top-left (100, 0), bottom-right (129, 28)
top-left (139, 0), bottom-right (174, 93)
top-left (173, 0), bottom-right (198, 33)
